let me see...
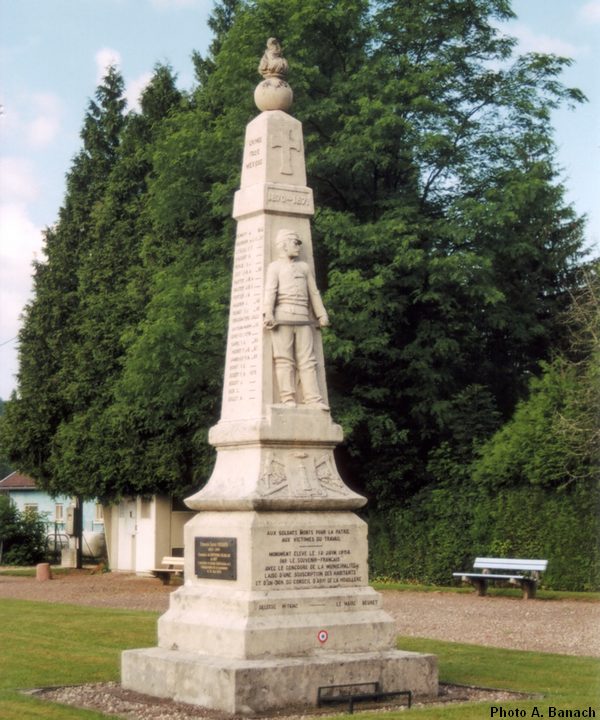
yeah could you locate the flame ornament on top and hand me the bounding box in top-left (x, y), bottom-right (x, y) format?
top-left (255, 37), bottom-right (293, 112)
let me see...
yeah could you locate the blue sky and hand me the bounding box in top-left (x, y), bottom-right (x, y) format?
top-left (0, 0), bottom-right (598, 399)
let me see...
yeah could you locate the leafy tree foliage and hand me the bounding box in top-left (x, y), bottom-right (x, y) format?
top-left (0, 495), bottom-right (48, 566)
top-left (473, 263), bottom-right (600, 491)
top-left (559, 264), bottom-right (600, 471)
top-left (371, 265), bottom-right (600, 590)
top-left (0, 0), bottom-right (589, 521)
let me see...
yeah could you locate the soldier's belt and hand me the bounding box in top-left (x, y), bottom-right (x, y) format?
top-left (269, 320), bottom-right (319, 327)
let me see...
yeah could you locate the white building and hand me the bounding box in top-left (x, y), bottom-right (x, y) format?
top-left (103, 495), bottom-right (194, 573)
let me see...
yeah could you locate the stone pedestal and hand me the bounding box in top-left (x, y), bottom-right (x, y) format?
top-left (158, 511), bottom-right (395, 657)
top-left (123, 506), bottom-right (437, 712)
top-left (122, 39), bottom-right (437, 714)
top-left (123, 473), bottom-right (438, 713)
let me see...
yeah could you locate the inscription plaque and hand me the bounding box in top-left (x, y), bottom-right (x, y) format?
top-left (195, 537), bottom-right (237, 580)
top-left (255, 526), bottom-right (364, 590)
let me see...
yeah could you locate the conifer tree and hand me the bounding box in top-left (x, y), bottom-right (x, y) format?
top-left (48, 66), bottom-right (185, 499)
top-left (1, 69), bottom-right (127, 493)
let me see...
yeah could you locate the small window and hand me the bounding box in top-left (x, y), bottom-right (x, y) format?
top-left (95, 504), bottom-right (104, 523)
top-left (24, 503), bottom-right (38, 515)
top-left (55, 504), bottom-right (64, 522)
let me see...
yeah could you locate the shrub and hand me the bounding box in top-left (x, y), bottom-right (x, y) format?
top-left (368, 480), bottom-right (600, 591)
top-left (0, 494), bottom-right (48, 565)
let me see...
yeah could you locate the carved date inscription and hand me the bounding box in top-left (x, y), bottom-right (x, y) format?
top-left (265, 187), bottom-right (313, 214)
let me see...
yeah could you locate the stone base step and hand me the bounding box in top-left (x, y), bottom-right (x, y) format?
top-left (122, 647), bottom-right (438, 715)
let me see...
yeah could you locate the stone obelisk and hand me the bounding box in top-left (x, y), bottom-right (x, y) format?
top-left (122, 39), bottom-right (437, 714)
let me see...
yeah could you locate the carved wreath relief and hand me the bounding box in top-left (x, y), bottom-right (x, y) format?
top-left (258, 450), bottom-right (349, 498)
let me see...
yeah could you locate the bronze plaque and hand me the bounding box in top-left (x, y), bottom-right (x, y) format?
top-left (195, 537), bottom-right (237, 580)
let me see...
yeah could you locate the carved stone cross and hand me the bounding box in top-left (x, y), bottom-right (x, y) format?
top-left (271, 126), bottom-right (301, 175)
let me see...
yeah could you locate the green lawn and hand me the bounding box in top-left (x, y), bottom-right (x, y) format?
top-left (0, 598), bottom-right (598, 719)
top-left (0, 599), bottom-right (157, 719)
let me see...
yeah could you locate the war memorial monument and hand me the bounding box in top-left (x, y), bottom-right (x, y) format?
top-left (122, 39), bottom-right (438, 714)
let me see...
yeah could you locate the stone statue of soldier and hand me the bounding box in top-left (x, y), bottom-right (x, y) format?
top-left (264, 229), bottom-right (329, 410)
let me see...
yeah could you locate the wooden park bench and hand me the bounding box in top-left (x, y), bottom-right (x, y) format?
top-left (151, 556), bottom-right (184, 585)
top-left (453, 557), bottom-right (548, 599)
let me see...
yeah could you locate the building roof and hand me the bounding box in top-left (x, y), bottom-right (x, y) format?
top-left (0, 471), bottom-right (37, 491)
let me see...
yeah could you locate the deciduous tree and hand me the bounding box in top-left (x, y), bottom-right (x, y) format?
top-left (0, 0), bottom-right (589, 513)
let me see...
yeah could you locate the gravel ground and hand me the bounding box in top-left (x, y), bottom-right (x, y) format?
top-left (32, 682), bottom-right (531, 720)
top-left (2, 569), bottom-right (598, 719)
top-left (381, 587), bottom-right (600, 658)
top-left (0, 568), bottom-right (176, 611)
top-left (1, 569), bottom-right (598, 657)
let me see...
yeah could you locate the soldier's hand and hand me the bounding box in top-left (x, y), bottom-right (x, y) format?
top-left (264, 313), bottom-right (275, 328)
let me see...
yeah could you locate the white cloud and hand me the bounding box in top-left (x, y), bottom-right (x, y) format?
top-left (0, 99), bottom-right (20, 136)
top-left (0, 202), bottom-right (44, 397)
top-left (27, 116), bottom-right (59, 147)
top-left (0, 204), bottom-right (42, 303)
top-left (126, 72), bottom-right (153, 111)
top-left (511, 23), bottom-right (580, 57)
top-left (0, 92), bottom-right (62, 150)
top-left (0, 157), bottom-right (40, 203)
top-left (25, 93), bottom-right (62, 148)
top-left (95, 47), bottom-right (122, 82)
top-left (580, 1), bottom-right (600, 23)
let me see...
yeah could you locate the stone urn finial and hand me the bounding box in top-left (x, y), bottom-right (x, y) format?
top-left (254, 37), bottom-right (293, 112)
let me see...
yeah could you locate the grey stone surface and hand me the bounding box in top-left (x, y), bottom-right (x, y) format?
top-left (254, 38), bottom-right (293, 112)
top-left (264, 229), bottom-right (329, 409)
top-left (186, 408), bottom-right (363, 511)
top-left (156, 511), bottom-right (396, 659)
top-left (122, 648), bottom-right (437, 715)
top-left (122, 38), bottom-right (438, 714)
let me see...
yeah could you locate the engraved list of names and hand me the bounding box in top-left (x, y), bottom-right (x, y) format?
top-left (222, 225), bottom-right (264, 418)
